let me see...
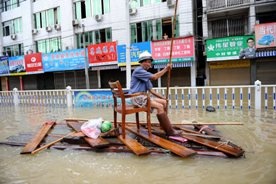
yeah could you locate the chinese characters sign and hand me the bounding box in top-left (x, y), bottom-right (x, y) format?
top-left (206, 35), bottom-right (254, 61)
top-left (117, 42), bottom-right (151, 66)
top-left (43, 49), bottom-right (85, 72)
top-left (255, 22), bottom-right (276, 48)
top-left (151, 36), bottom-right (195, 64)
top-left (24, 53), bottom-right (43, 73)
top-left (8, 56), bottom-right (26, 75)
top-left (0, 56), bottom-right (9, 75)
top-left (88, 41), bottom-right (117, 66)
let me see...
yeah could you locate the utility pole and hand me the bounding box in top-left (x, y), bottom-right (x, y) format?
top-left (82, 24), bottom-right (90, 89)
top-left (126, 0), bottom-right (131, 89)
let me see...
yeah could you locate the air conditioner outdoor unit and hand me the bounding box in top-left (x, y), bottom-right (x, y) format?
top-left (72, 19), bottom-right (79, 27)
top-left (95, 14), bottom-right (103, 22)
top-left (10, 34), bottom-right (17, 40)
top-left (32, 29), bottom-right (38, 35)
top-left (167, 0), bottom-right (175, 8)
top-left (54, 24), bottom-right (61, 30)
top-left (129, 8), bottom-right (137, 15)
top-left (46, 26), bottom-right (52, 32)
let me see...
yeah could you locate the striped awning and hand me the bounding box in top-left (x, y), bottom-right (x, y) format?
top-left (120, 65), bottom-right (139, 71)
top-left (153, 62), bottom-right (193, 69)
top-left (91, 65), bottom-right (119, 71)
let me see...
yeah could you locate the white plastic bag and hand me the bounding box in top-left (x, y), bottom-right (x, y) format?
top-left (81, 117), bottom-right (103, 139)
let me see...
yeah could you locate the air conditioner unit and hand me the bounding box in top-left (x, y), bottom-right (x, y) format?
top-left (129, 8), bottom-right (137, 15)
top-left (10, 34), bottom-right (17, 40)
top-left (46, 26), bottom-right (52, 32)
top-left (95, 14), bottom-right (103, 22)
top-left (32, 29), bottom-right (38, 35)
top-left (167, 0), bottom-right (175, 8)
top-left (72, 19), bottom-right (79, 27)
top-left (54, 24), bottom-right (61, 30)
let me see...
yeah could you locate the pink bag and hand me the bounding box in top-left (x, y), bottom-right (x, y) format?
top-left (81, 118), bottom-right (102, 139)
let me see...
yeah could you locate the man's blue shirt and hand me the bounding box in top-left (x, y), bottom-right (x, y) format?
top-left (129, 66), bottom-right (153, 94)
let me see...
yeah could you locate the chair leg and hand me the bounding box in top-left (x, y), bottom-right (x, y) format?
top-left (114, 111), bottom-right (117, 128)
top-left (122, 114), bottom-right (126, 139)
top-left (147, 112), bottom-right (151, 136)
top-left (135, 113), bottom-right (140, 130)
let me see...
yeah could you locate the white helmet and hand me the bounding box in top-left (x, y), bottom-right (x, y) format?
top-left (138, 51), bottom-right (153, 63)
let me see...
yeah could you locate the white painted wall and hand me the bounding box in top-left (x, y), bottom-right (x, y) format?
top-left (0, 0), bottom-right (196, 85)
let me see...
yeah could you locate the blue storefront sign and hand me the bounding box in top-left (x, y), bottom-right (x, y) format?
top-left (117, 42), bottom-right (151, 66)
top-left (0, 56), bottom-right (9, 76)
top-left (117, 44), bottom-right (126, 64)
top-left (43, 49), bottom-right (86, 72)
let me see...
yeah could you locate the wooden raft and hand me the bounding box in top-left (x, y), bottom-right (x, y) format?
top-left (66, 120), bottom-right (110, 148)
top-left (117, 135), bottom-right (150, 156)
top-left (20, 121), bottom-right (56, 154)
top-left (125, 126), bottom-right (196, 158)
top-left (173, 126), bottom-right (244, 157)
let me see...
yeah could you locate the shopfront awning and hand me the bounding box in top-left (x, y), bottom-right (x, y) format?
top-left (90, 65), bottom-right (119, 71)
top-left (153, 62), bottom-right (193, 69)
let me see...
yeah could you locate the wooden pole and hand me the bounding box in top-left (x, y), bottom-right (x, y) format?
top-left (166, 0), bottom-right (179, 113)
top-left (31, 132), bottom-right (76, 154)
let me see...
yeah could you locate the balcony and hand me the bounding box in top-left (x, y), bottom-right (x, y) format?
top-left (207, 0), bottom-right (251, 11)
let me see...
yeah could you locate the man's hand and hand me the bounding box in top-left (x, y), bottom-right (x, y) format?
top-left (166, 63), bottom-right (172, 71)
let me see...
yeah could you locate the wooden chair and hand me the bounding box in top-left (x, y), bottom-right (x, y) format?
top-left (108, 80), bottom-right (151, 139)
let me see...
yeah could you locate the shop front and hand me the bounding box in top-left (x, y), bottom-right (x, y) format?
top-left (254, 22), bottom-right (276, 84)
top-left (206, 35), bottom-right (255, 85)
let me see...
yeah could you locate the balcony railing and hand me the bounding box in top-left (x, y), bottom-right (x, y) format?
top-left (207, 0), bottom-right (251, 10)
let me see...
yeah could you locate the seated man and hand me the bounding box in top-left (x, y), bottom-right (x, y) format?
top-left (128, 51), bottom-right (181, 136)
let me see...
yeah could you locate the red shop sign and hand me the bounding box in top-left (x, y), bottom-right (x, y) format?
top-left (88, 41), bottom-right (118, 66)
top-left (151, 36), bottom-right (195, 60)
top-left (24, 53), bottom-right (43, 73)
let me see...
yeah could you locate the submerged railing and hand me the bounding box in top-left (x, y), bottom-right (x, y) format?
top-left (0, 81), bottom-right (275, 110)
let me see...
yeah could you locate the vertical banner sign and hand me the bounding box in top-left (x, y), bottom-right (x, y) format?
top-left (151, 36), bottom-right (195, 64)
top-left (8, 56), bottom-right (26, 75)
top-left (0, 56), bottom-right (9, 76)
top-left (88, 41), bottom-right (118, 66)
top-left (255, 22), bottom-right (276, 48)
top-left (24, 52), bottom-right (43, 74)
top-left (117, 44), bottom-right (126, 66)
top-left (117, 42), bottom-right (151, 66)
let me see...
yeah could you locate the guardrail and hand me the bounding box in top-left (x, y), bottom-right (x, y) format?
top-left (0, 80), bottom-right (275, 110)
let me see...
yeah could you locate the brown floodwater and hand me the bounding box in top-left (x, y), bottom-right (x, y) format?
top-left (0, 105), bottom-right (275, 184)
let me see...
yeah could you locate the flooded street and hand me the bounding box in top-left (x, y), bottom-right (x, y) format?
top-left (0, 105), bottom-right (275, 184)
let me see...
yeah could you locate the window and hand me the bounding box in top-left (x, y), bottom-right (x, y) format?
top-left (1, 0), bottom-right (20, 12)
top-left (92, 0), bottom-right (110, 15)
top-left (33, 7), bottom-right (60, 29)
top-left (3, 44), bottom-right (24, 56)
top-left (76, 28), bottom-right (112, 48)
top-left (130, 0), bottom-right (162, 7)
top-left (130, 16), bottom-right (179, 43)
top-left (2, 18), bottom-right (22, 36)
top-left (36, 37), bottom-right (61, 53)
top-left (74, 0), bottom-right (110, 19)
top-left (210, 16), bottom-right (247, 38)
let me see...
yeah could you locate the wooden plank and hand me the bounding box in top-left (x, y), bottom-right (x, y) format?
top-left (177, 132), bottom-right (244, 157)
top-left (117, 135), bottom-right (150, 156)
top-left (20, 121), bottom-right (56, 154)
top-left (126, 126), bottom-right (196, 158)
top-left (31, 132), bottom-right (76, 154)
top-left (181, 120), bottom-right (243, 125)
top-left (67, 121), bottom-right (110, 148)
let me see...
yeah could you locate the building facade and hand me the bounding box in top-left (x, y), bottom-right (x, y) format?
top-left (1, 0), bottom-right (275, 91)
top-left (202, 0), bottom-right (276, 85)
top-left (0, 0), bottom-right (198, 91)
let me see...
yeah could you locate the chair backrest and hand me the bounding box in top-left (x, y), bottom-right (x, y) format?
top-left (108, 80), bottom-right (126, 107)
